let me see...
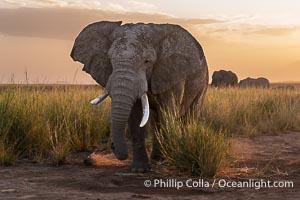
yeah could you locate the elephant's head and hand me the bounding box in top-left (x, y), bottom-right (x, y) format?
top-left (71, 21), bottom-right (205, 160)
top-left (212, 70), bottom-right (238, 87)
top-left (211, 71), bottom-right (223, 87)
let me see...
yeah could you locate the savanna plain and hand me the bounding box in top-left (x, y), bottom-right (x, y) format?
top-left (0, 84), bottom-right (299, 199)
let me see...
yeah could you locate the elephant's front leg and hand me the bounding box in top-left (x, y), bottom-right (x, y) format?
top-left (149, 110), bottom-right (163, 161)
top-left (128, 99), bottom-right (151, 172)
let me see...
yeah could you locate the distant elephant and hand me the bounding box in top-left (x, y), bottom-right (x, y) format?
top-left (274, 85), bottom-right (295, 90)
top-left (70, 21), bottom-right (209, 172)
top-left (211, 70), bottom-right (238, 87)
top-left (239, 77), bottom-right (270, 88)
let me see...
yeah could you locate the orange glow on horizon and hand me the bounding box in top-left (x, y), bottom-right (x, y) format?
top-left (0, 2), bottom-right (299, 83)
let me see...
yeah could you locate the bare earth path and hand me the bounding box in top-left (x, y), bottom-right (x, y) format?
top-left (0, 132), bottom-right (299, 200)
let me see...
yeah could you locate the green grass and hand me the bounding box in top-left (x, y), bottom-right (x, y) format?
top-left (0, 85), bottom-right (299, 176)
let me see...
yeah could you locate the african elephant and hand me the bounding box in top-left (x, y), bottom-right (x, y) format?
top-left (274, 85), bottom-right (295, 90)
top-left (70, 21), bottom-right (209, 172)
top-left (211, 70), bottom-right (238, 87)
top-left (239, 77), bottom-right (270, 88)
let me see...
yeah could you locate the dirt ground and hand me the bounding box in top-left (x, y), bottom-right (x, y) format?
top-left (0, 132), bottom-right (299, 200)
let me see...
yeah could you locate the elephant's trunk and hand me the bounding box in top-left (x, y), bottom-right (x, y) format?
top-left (108, 70), bottom-right (140, 160)
top-left (105, 65), bottom-right (149, 160)
top-left (110, 90), bottom-right (134, 160)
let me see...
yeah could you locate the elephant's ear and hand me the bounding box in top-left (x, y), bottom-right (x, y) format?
top-left (70, 21), bottom-right (122, 87)
top-left (150, 24), bottom-right (206, 94)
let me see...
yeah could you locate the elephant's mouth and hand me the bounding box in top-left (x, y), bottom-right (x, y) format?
top-left (90, 89), bottom-right (150, 127)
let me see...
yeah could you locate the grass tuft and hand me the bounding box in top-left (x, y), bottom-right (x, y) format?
top-left (0, 141), bottom-right (18, 166)
top-left (156, 108), bottom-right (230, 177)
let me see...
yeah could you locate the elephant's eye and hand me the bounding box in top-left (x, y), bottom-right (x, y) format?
top-left (144, 60), bottom-right (149, 64)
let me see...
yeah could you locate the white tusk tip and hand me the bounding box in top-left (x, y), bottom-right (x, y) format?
top-left (139, 93), bottom-right (150, 127)
top-left (139, 121), bottom-right (147, 127)
top-left (90, 90), bottom-right (109, 105)
top-left (90, 98), bottom-right (100, 105)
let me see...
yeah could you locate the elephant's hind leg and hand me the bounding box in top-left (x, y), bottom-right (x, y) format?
top-left (180, 72), bottom-right (208, 117)
top-left (128, 99), bottom-right (151, 172)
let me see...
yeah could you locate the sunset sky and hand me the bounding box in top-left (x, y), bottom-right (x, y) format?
top-left (0, 0), bottom-right (299, 83)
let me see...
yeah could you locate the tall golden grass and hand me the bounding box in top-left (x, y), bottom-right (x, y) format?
top-left (0, 85), bottom-right (299, 176)
top-left (202, 87), bottom-right (300, 135)
top-left (0, 85), bottom-right (110, 165)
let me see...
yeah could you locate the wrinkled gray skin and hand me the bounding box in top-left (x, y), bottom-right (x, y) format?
top-left (211, 70), bottom-right (238, 87)
top-left (239, 77), bottom-right (270, 88)
top-left (70, 21), bottom-right (209, 172)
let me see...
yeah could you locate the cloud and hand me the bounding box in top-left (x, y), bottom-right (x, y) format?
top-left (247, 26), bottom-right (299, 36)
top-left (1, 0), bottom-right (140, 11)
top-left (127, 1), bottom-right (156, 11)
top-left (1, 0), bottom-right (101, 8)
top-left (105, 3), bottom-right (127, 12)
top-left (0, 7), bottom-right (226, 40)
top-left (208, 23), bottom-right (299, 37)
top-left (1, 0), bottom-right (66, 8)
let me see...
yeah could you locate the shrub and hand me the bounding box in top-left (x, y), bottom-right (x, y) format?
top-left (156, 108), bottom-right (230, 177)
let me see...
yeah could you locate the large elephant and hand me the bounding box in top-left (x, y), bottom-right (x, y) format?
top-left (239, 77), bottom-right (270, 88)
top-left (70, 21), bottom-right (209, 172)
top-left (211, 70), bottom-right (238, 87)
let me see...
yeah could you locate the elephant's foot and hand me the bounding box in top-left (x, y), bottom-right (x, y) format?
top-left (150, 141), bottom-right (164, 162)
top-left (130, 161), bottom-right (151, 172)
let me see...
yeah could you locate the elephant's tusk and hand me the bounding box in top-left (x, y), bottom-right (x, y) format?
top-left (90, 89), bottom-right (109, 105)
top-left (139, 93), bottom-right (150, 127)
